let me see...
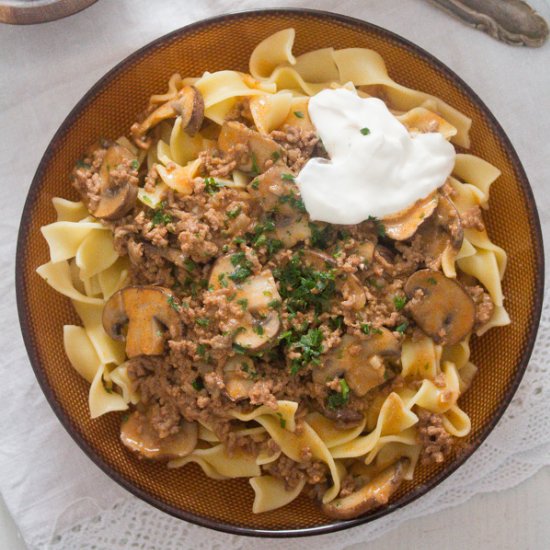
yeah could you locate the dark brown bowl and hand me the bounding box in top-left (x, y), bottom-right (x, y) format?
top-left (16, 8), bottom-right (544, 537)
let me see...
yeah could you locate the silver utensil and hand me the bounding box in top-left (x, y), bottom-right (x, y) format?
top-left (429, 0), bottom-right (548, 47)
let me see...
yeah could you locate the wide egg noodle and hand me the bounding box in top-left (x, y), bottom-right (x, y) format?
top-left (168, 444), bottom-right (261, 478)
top-left (401, 335), bottom-right (442, 379)
top-left (107, 362), bottom-right (140, 405)
top-left (249, 92), bottom-right (293, 134)
top-left (89, 364), bottom-right (128, 419)
top-left (41, 221), bottom-right (107, 263)
top-left (306, 411), bottom-right (367, 449)
top-left (76, 229), bottom-right (118, 279)
top-left (331, 393), bottom-right (418, 460)
top-left (36, 261), bottom-right (103, 305)
top-left (52, 198), bottom-right (89, 222)
top-left (249, 28), bottom-right (297, 80)
top-left (72, 300), bottom-right (126, 366)
top-left (63, 325), bottom-right (101, 384)
top-left (250, 475), bottom-right (306, 514)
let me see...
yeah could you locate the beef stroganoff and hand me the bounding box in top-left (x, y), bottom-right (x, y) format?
top-left (37, 29), bottom-right (509, 518)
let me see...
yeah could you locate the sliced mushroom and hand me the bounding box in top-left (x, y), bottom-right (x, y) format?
top-left (131, 86), bottom-right (204, 148)
top-left (415, 195), bottom-right (463, 270)
top-left (248, 164), bottom-right (298, 215)
top-left (103, 286), bottom-right (182, 357)
top-left (208, 258), bottom-right (282, 351)
top-left (303, 250), bottom-right (366, 311)
top-left (218, 121), bottom-right (282, 174)
top-left (234, 272), bottom-right (281, 351)
top-left (405, 269), bottom-right (475, 345)
top-left (321, 460), bottom-right (405, 519)
top-left (223, 356), bottom-right (256, 401)
top-left (314, 330), bottom-right (400, 396)
top-left (82, 143), bottom-right (138, 220)
top-left (382, 192), bottom-right (439, 241)
top-left (120, 410), bottom-right (197, 460)
top-left (274, 214), bottom-right (311, 247)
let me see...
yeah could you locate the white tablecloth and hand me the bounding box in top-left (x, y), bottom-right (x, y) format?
top-left (1, 1), bottom-right (549, 548)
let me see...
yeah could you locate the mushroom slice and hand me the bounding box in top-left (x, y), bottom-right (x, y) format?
top-left (314, 331), bottom-right (400, 396)
top-left (103, 286), bottom-right (182, 357)
top-left (415, 195), bottom-right (463, 270)
top-left (405, 269), bottom-right (475, 345)
top-left (223, 356), bottom-right (256, 401)
top-left (234, 271), bottom-right (282, 351)
top-left (131, 86), bottom-right (204, 147)
top-left (248, 164), bottom-right (298, 215)
top-left (321, 460), bottom-right (405, 519)
top-left (120, 410), bottom-right (197, 460)
top-left (274, 214), bottom-right (311, 248)
top-left (218, 121), bottom-right (282, 175)
top-left (303, 250), bottom-right (366, 311)
top-left (90, 144), bottom-right (138, 220)
top-left (208, 254), bottom-right (236, 290)
top-left (382, 192), bottom-right (439, 241)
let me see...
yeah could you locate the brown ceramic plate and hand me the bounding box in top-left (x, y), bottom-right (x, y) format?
top-left (16, 9), bottom-right (544, 537)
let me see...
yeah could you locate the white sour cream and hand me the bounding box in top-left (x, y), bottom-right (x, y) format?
top-left (296, 89), bottom-right (455, 225)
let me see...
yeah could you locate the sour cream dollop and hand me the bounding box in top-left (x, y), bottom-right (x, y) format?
top-left (296, 89), bottom-right (455, 225)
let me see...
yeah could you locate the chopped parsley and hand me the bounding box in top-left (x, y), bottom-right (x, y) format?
top-left (192, 377), bottom-right (204, 391)
top-left (232, 342), bottom-right (249, 354)
top-left (361, 323), bottom-right (382, 335)
top-left (288, 327), bottom-right (324, 375)
top-left (279, 191), bottom-right (306, 213)
top-left (309, 223), bottom-right (333, 250)
top-left (130, 159), bottom-right (139, 170)
top-left (276, 412), bottom-right (287, 429)
top-left (75, 159), bottom-right (91, 169)
top-left (218, 272), bottom-right (228, 288)
top-left (237, 298), bottom-right (248, 311)
top-left (274, 254), bottom-right (336, 315)
top-left (271, 150), bottom-right (281, 162)
top-left (183, 258), bottom-right (196, 272)
top-left (293, 111), bottom-right (304, 118)
top-left (250, 152), bottom-right (260, 176)
top-left (197, 344), bottom-right (207, 358)
top-left (253, 325), bottom-right (265, 336)
top-left (167, 295), bottom-right (180, 311)
top-left (328, 316), bottom-right (344, 331)
top-left (281, 173), bottom-right (295, 182)
top-left (196, 318), bottom-right (210, 327)
top-left (367, 215), bottom-right (386, 238)
top-left (360, 127), bottom-right (371, 136)
top-left (204, 177), bottom-right (221, 195)
top-left (250, 178), bottom-right (260, 190)
top-left (227, 206), bottom-right (242, 219)
top-left (327, 379), bottom-right (350, 409)
top-left (151, 202), bottom-right (172, 227)
top-left (393, 295), bottom-right (407, 311)
top-left (267, 299), bottom-right (281, 310)
top-left (395, 321), bottom-right (409, 334)
top-left (228, 252), bottom-right (254, 283)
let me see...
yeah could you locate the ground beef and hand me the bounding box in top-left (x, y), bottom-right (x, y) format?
top-left (264, 454), bottom-right (329, 490)
top-left (417, 409), bottom-right (454, 465)
top-left (467, 285), bottom-right (495, 328)
top-left (270, 125), bottom-right (319, 172)
top-left (460, 206), bottom-right (485, 231)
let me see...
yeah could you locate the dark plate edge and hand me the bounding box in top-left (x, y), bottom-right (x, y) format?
top-left (15, 7), bottom-right (545, 539)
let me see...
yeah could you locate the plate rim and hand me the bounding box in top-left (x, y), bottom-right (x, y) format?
top-left (15, 7), bottom-right (545, 538)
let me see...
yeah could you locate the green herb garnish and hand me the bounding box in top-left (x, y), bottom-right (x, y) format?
top-left (360, 127), bottom-right (371, 135)
top-left (294, 111), bottom-right (304, 118)
top-left (393, 295), bottom-right (407, 311)
top-left (395, 321), bottom-right (409, 334)
top-left (327, 379), bottom-right (350, 409)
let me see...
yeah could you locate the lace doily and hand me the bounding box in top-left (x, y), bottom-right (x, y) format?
top-left (37, 280), bottom-right (549, 550)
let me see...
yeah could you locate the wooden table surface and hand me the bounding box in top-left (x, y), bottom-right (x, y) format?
top-left (1, 466), bottom-right (548, 549)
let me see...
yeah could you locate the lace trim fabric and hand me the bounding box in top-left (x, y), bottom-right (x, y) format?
top-left (36, 280), bottom-right (550, 550)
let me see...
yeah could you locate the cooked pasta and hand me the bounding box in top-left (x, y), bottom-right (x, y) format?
top-left (37, 29), bottom-right (509, 519)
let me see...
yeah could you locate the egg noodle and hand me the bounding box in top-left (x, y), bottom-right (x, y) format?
top-left (37, 29), bottom-right (509, 518)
